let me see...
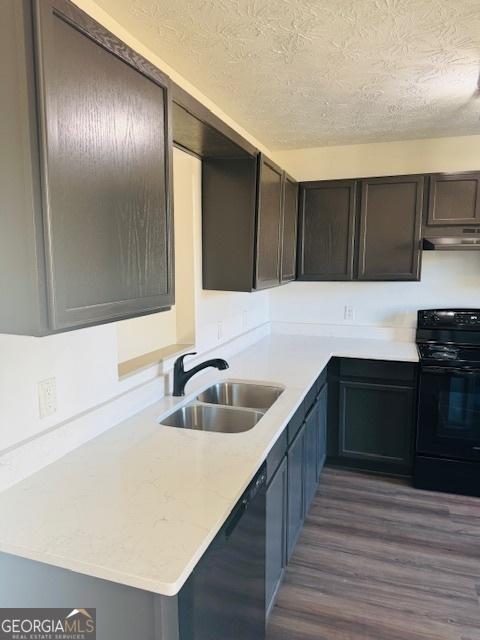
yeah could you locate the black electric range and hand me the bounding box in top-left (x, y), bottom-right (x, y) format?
top-left (414, 309), bottom-right (480, 497)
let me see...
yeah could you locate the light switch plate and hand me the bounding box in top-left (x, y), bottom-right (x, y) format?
top-left (38, 377), bottom-right (57, 419)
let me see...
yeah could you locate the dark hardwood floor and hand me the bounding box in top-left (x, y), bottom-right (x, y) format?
top-left (267, 467), bottom-right (480, 640)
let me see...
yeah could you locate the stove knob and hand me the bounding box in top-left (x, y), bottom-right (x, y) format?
top-left (421, 311), bottom-right (434, 325)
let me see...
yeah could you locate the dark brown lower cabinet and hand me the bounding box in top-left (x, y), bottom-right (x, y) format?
top-left (304, 403), bottom-right (319, 512)
top-left (328, 358), bottom-right (416, 476)
top-left (286, 422), bottom-right (306, 561)
top-left (304, 383), bottom-right (328, 514)
top-left (266, 370), bottom-right (329, 617)
top-left (339, 380), bottom-right (414, 466)
top-left (265, 457), bottom-right (287, 616)
top-left (266, 368), bottom-right (329, 616)
top-left (316, 383), bottom-right (328, 480)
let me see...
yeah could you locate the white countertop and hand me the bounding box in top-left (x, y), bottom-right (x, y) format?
top-left (0, 335), bottom-right (418, 596)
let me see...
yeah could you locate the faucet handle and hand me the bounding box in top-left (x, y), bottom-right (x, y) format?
top-left (175, 352), bottom-right (197, 369)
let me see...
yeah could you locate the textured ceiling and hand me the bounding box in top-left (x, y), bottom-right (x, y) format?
top-left (94, 0), bottom-right (480, 149)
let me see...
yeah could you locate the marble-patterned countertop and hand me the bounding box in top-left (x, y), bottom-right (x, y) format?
top-left (0, 334), bottom-right (418, 596)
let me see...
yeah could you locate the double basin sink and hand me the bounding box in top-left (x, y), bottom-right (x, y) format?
top-left (161, 382), bottom-right (283, 434)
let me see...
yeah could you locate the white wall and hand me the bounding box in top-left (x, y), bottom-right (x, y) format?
top-left (0, 325), bottom-right (121, 452)
top-left (273, 134), bottom-right (480, 181)
top-left (174, 149), bottom-right (196, 346)
top-left (270, 252), bottom-right (480, 333)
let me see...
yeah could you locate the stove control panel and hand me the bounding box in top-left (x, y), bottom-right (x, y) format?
top-left (418, 309), bottom-right (480, 330)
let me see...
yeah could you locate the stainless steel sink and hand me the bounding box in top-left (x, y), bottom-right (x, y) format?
top-left (196, 382), bottom-right (283, 411)
top-left (161, 403), bottom-right (264, 433)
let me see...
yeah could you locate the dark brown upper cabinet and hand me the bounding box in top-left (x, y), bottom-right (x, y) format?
top-left (358, 175), bottom-right (424, 281)
top-left (427, 172), bottom-right (480, 227)
top-left (202, 154), bottom-right (295, 292)
top-left (0, 0), bottom-right (173, 336)
top-left (298, 180), bottom-right (357, 281)
top-left (171, 83), bottom-right (256, 160)
top-left (280, 175), bottom-right (298, 283)
top-left (298, 175), bottom-right (424, 282)
top-left (255, 156), bottom-right (283, 290)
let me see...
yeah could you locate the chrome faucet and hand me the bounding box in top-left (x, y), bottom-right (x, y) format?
top-left (172, 352), bottom-right (229, 396)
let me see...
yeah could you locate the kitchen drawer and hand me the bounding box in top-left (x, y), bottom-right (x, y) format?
top-left (286, 422), bottom-right (306, 560)
top-left (266, 429), bottom-right (287, 484)
top-left (287, 405), bottom-right (305, 445)
top-left (303, 384), bottom-right (317, 414)
top-left (339, 358), bottom-right (415, 383)
top-left (315, 368), bottom-right (328, 394)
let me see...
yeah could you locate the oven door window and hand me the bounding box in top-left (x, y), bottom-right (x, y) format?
top-left (418, 367), bottom-right (480, 461)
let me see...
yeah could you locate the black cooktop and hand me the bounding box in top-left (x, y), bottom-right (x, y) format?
top-left (417, 309), bottom-right (480, 367)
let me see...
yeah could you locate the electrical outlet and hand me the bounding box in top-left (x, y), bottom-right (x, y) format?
top-left (38, 377), bottom-right (57, 419)
top-left (217, 321), bottom-right (223, 341)
top-left (344, 305), bottom-right (355, 322)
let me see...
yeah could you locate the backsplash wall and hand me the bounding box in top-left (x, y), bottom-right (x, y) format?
top-left (269, 252), bottom-right (480, 332)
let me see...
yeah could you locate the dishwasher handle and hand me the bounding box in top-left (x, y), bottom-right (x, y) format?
top-left (225, 498), bottom-right (248, 540)
top-left (224, 467), bottom-right (266, 540)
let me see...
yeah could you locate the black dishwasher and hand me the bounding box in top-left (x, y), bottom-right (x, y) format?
top-left (178, 465), bottom-right (266, 640)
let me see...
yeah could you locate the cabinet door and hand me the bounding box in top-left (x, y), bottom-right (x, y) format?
top-left (298, 180), bottom-right (357, 281)
top-left (286, 423), bottom-right (305, 560)
top-left (304, 404), bottom-right (318, 514)
top-left (338, 380), bottom-right (414, 471)
top-left (280, 175), bottom-right (298, 283)
top-left (316, 383), bottom-right (328, 480)
top-left (34, 0), bottom-right (173, 330)
top-left (427, 172), bottom-right (480, 226)
top-left (358, 175), bottom-right (423, 281)
top-left (0, 0), bottom-right (48, 336)
top-left (255, 155), bottom-right (282, 290)
top-left (202, 157), bottom-right (258, 292)
top-left (266, 457), bottom-right (287, 616)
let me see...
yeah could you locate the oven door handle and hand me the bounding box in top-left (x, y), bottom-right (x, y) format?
top-left (422, 365), bottom-right (480, 375)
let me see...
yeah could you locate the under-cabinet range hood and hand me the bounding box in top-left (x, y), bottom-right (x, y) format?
top-left (423, 235), bottom-right (480, 251)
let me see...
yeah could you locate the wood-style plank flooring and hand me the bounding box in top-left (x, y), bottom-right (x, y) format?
top-left (267, 467), bottom-right (480, 640)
